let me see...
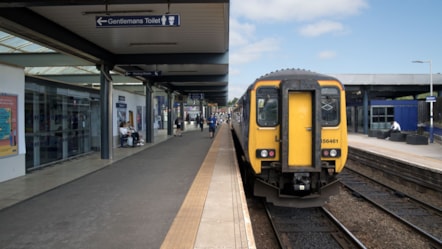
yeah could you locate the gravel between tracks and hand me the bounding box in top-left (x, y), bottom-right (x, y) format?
top-left (247, 198), bottom-right (280, 249)
top-left (324, 186), bottom-right (431, 249)
top-left (248, 160), bottom-right (440, 249)
top-left (248, 186), bottom-right (433, 249)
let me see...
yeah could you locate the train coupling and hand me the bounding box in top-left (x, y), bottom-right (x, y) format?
top-left (293, 173), bottom-right (311, 191)
top-left (254, 178), bottom-right (340, 208)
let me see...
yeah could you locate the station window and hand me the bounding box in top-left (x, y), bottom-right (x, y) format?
top-left (256, 87), bottom-right (279, 127)
top-left (371, 106), bottom-right (394, 129)
top-left (321, 87), bottom-right (340, 126)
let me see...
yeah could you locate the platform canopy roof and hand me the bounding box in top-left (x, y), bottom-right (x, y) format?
top-left (0, 0), bottom-right (230, 106)
top-left (331, 74), bottom-right (442, 101)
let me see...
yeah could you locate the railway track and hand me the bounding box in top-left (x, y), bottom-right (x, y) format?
top-left (347, 147), bottom-right (441, 196)
top-left (339, 168), bottom-right (442, 248)
top-left (265, 203), bottom-right (366, 249)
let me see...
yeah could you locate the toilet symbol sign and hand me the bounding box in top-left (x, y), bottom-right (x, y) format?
top-left (96, 15), bottom-right (180, 27)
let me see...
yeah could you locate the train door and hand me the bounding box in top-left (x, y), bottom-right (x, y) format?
top-left (280, 80), bottom-right (321, 173)
top-left (129, 110), bottom-right (134, 126)
top-left (288, 92), bottom-right (312, 166)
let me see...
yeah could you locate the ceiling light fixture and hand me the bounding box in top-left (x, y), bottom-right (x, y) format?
top-left (129, 42), bottom-right (177, 46)
top-left (168, 70), bottom-right (198, 73)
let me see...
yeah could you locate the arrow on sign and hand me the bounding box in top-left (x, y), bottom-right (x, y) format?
top-left (96, 17), bottom-right (108, 26)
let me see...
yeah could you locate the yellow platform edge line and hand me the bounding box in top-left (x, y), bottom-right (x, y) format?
top-left (160, 127), bottom-right (223, 249)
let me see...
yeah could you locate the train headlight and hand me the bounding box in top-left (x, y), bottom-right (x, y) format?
top-left (321, 149), bottom-right (341, 158)
top-left (256, 149), bottom-right (276, 158)
top-left (260, 150), bottom-right (268, 158)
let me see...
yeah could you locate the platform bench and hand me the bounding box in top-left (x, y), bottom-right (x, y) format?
top-left (120, 135), bottom-right (129, 147)
top-left (376, 131), bottom-right (389, 139)
top-left (390, 132), bottom-right (407, 142)
top-left (406, 134), bottom-right (428, 145)
top-left (368, 130), bottom-right (378, 137)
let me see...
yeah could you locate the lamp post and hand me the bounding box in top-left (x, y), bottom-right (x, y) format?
top-left (412, 60), bottom-right (433, 143)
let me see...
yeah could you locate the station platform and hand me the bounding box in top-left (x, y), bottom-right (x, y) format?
top-left (4, 128), bottom-right (440, 249)
top-left (0, 124), bottom-right (255, 249)
top-left (348, 133), bottom-right (442, 173)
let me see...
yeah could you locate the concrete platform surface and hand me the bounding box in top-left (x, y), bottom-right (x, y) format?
top-left (348, 133), bottom-right (442, 173)
top-left (0, 124), bottom-right (255, 249)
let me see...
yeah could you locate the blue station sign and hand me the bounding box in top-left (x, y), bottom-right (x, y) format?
top-left (125, 71), bottom-right (162, 77)
top-left (425, 96), bottom-right (436, 103)
top-left (190, 93), bottom-right (204, 100)
top-left (96, 15), bottom-right (180, 28)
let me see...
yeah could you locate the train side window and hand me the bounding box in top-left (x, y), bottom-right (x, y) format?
top-left (256, 87), bottom-right (278, 126)
top-left (321, 87), bottom-right (340, 126)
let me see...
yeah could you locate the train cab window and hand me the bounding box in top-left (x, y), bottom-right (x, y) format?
top-left (256, 87), bottom-right (279, 126)
top-left (321, 87), bottom-right (340, 126)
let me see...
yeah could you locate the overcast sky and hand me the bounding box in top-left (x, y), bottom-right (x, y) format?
top-left (228, 0), bottom-right (442, 100)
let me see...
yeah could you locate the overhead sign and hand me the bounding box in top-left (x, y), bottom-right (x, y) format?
top-left (116, 103), bottom-right (127, 108)
top-left (96, 15), bottom-right (180, 28)
top-left (190, 93), bottom-right (204, 100)
top-left (125, 71), bottom-right (162, 77)
top-left (426, 96), bottom-right (436, 102)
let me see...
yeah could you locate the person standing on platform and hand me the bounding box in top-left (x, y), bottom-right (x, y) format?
top-left (386, 120), bottom-right (401, 139)
top-left (207, 114), bottom-right (217, 138)
top-left (175, 117), bottom-right (183, 136)
top-left (199, 116), bottom-right (205, 132)
top-left (195, 115), bottom-right (200, 128)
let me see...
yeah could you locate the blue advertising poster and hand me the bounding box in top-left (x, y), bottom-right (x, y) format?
top-left (0, 93), bottom-right (18, 157)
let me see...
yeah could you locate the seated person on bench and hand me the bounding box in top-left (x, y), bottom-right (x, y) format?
top-left (119, 121), bottom-right (131, 147)
top-left (386, 120), bottom-right (401, 139)
top-left (127, 121), bottom-right (143, 146)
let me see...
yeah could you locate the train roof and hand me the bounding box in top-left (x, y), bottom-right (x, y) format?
top-left (235, 68), bottom-right (344, 105)
top-left (256, 68), bottom-right (339, 82)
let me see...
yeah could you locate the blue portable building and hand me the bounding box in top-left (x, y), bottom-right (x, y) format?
top-left (370, 100), bottom-right (418, 132)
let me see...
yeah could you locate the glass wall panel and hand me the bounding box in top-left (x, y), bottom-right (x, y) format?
top-left (25, 81), bottom-right (97, 171)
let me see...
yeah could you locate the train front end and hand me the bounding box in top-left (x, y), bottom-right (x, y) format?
top-left (250, 77), bottom-right (347, 208)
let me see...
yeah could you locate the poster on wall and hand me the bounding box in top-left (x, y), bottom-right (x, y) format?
top-left (0, 93), bottom-right (18, 158)
top-left (136, 106), bottom-right (142, 131)
top-left (116, 102), bottom-right (127, 126)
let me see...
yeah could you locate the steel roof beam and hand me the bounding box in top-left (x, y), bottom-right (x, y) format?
top-left (115, 53), bottom-right (228, 65)
top-left (40, 74), bottom-right (227, 84)
top-left (0, 0), bottom-right (229, 8)
top-left (0, 53), bottom-right (94, 67)
top-left (0, 7), bottom-right (114, 64)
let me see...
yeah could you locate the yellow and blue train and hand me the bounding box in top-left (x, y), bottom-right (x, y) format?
top-left (231, 69), bottom-right (348, 207)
